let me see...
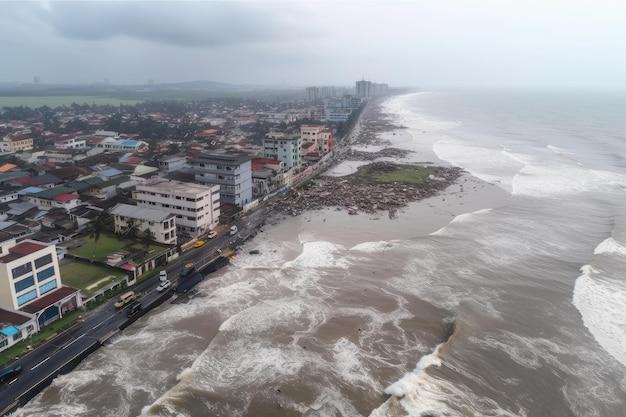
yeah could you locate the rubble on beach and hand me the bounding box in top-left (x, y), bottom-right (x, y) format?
top-left (267, 162), bottom-right (464, 217)
top-left (266, 98), bottom-right (465, 218)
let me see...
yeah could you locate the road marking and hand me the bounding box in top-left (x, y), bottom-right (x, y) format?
top-left (62, 334), bottom-right (85, 350)
top-left (31, 356), bottom-right (50, 370)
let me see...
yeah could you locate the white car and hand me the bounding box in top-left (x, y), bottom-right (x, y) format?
top-left (207, 231), bottom-right (218, 239)
top-left (156, 279), bottom-right (171, 292)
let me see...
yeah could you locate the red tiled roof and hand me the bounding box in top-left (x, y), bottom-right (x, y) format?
top-left (53, 193), bottom-right (79, 202)
top-left (20, 287), bottom-right (79, 314)
top-left (9, 241), bottom-right (47, 255)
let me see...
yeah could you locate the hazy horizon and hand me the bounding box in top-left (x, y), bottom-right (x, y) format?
top-left (2, 1), bottom-right (626, 91)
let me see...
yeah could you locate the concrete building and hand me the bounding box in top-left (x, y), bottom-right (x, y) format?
top-left (300, 125), bottom-right (335, 154)
top-left (356, 79), bottom-right (372, 99)
top-left (24, 186), bottom-right (81, 212)
top-left (133, 180), bottom-right (220, 238)
top-left (0, 238), bottom-right (80, 330)
top-left (1, 133), bottom-right (33, 153)
top-left (158, 155), bottom-right (188, 174)
top-left (51, 134), bottom-right (87, 149)
top-left (188, 153), bottom-right (253, 207)
top-left (111, 203), bottom-right (177, 245)
top-left (263, 128), bottom-right (302, 170)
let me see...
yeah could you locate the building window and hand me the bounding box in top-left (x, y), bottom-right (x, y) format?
top-left (34, 254), bottom-right (53, 269)
top-left (39, 280), bottom-right (57, 295)
top-left (15, 276), bottom-right (35, 292)
top-left (12, 262), bottom-right (33, 279)
top-left (17, 289), bottom-right (37, 306)
top-left (37, 266), bottom-right (56, 282)
top-left (13, 332), bottom-right (22, 342)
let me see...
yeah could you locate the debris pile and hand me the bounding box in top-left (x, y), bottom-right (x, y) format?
top-left (267, 164), bottom-right (463, 217)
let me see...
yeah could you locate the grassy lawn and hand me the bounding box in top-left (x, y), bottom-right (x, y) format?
top-left (65, 233), bottom-right (167, 264)
top-left (356, 164), bottom-right (438, 185)
top-left (59, 261), bottom-right (126, 294)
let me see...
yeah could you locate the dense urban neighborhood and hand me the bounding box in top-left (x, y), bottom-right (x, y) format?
top-left (0, 80), bottom-right (393, 361)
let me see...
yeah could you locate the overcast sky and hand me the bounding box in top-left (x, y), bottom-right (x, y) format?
top-left (2, 0), bottom-right (626, 90)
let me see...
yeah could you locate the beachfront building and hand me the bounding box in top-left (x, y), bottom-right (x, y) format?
top-left (300, 125), bottom-right (335, 154)
top-left (110, 203), bottom-right (177, 245)
top-left (188, 152), bottom-right (253, 207)
top-left (1, 133), bottom-right (34, 153)
top-left (263, 127), bottom-right (302, 169)
top-left (0, 238), bottom-right (81, 331)
top-left (133, 180), bottom-right (220, 239)
top-left (251, 157), bottom-right (289, 197)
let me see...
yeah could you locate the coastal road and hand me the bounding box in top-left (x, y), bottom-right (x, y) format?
top-left (0, 212), bottom-right (268, 416)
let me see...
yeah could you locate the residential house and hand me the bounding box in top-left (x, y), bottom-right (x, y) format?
top-left (111, 203), bottom-right (177, 245)
top-left (0, 133), bottom-right (33, 153)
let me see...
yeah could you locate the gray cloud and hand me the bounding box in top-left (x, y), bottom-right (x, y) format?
top-left (42, 1), bottom-right (315, 47)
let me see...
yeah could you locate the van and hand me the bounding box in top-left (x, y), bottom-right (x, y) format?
top-left (114, 291), bottom-right (137, 309)
top-left (229, 225), bottom-right (238, 236)
top-left (126, 301), bottom-right (143, 317)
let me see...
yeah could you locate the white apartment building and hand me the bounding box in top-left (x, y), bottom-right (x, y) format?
top-left (0, 239), bottom-right (62, 311)
top-left (133, 181), bottom-right (220, 239)
top-left (263, 128), bottom-right (302, 169)
top-left (110, 203), bottom-right (177, 245)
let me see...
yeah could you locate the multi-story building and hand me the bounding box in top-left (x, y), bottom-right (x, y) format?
top-left (111, 203), bottom-right (177, 245)
top-left (51, 134), bottom-right (87, 149)
top-left (1, 133), bottom-right (33, 153)
top-left (188, 153), bottom-right (253, 207)
top-left (133, 180), bottom-right (220, 238)
top-left (158, 155), bottom-right (187, 174)
top-left (263, 128), bottom-right (302, 170)
top-left (0, 238), bottom-right (80, 330)
top-left (356, 79), bottom-right (372, 99)
top-left (305, 86), bottom-right (319, 102)
top-left (300, 125), bottom-right (335, 154)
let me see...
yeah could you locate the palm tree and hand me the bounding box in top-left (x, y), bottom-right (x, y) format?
top-left (87, 210), bottom-right (111, 258)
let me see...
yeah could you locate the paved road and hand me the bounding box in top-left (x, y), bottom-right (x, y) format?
top-left (0, 211), bottom-right (269, 416)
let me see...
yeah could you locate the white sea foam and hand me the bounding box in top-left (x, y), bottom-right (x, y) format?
top-left (433, 139), bottom-right (524, 192)
top-left (349, 240), bottom-right (395, 253)
top-left (283, 240), bottom-right (350, 269)
top-left (593, 237), bottom-right (626, 255)
top-left (429, 208), bottom-right (491, 236)
top-left (384, 343), bottom-right (443, 398)
top-left (573, 265), bottom-right (626, 367)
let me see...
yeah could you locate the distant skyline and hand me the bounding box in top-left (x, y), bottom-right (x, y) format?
top-left (2, 1), bottom-right (626, 90)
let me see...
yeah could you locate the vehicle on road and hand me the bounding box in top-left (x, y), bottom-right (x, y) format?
top-left (180, 263), bottom-right (195, 277)
top-left (0, 363), bottom-right (22, 383)
top-left (193, 240), bottom-right (206, 248)
top-left (156, 279), bottom-right (171, 292)
top-left (159, 270), bottom-right (167, 281)
top-left (114, 291), bottom-right (137, 309)
top-left (126, 301), bottom-right (143, 317)
top-left (229, 225), bottom-right (238, 235)
top-left (207, 231), bottom-right (218, 239)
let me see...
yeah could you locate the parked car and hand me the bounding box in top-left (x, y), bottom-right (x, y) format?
top-left (156, 279), bottom-right (171, 292)
top-left (180, 263), bottom-right (195, 277)
top-left (0, 363), bottom-right (22, 383)
top-left (193, 240), bottom-right (206, 248)
top-left (207, 231), bottom-right (218, 239)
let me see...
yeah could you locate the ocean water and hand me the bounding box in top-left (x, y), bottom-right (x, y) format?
top-left (13, 90), bottom-right (626, 417)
